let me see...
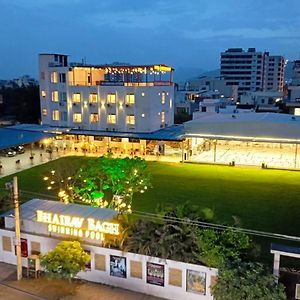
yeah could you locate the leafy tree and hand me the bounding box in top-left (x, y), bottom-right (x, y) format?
top-left (74, 155), bottom-right (151, 212)
top-left (40, 241), bottom-right (90, 281)
top-left (196, 228), bottom-right (252, 268)
top-left (212, 261), bottom-right (286, 300)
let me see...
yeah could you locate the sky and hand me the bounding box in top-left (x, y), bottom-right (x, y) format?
top-left (1, 0), bottom-right (300, 79)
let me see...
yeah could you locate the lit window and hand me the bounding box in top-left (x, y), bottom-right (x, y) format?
top-left (89, 93), bottom-right (98, 103)
top-left (50, 72), bottom-right (58, 83)
top-left (169, 98), bottom-right (172, 108)
top-left (141, 92), bottom-right (145, 97)
top-left (41, 90), bottom-right (46, 97)
top-left (161, 92), bottom-right (166, 104)
top-left (42, 109), bottom-right (48, 116)
top-left (107, 93), bottom-right (116, 104)
top-left (161, 111), bottom-right (165, 123)
top-left (141, 113), bottom-right (145, 118)
top-left (90, 113), bottom-right (99, 123)
top-left (126, 115), bottom-right (135, 125)
top-left (52, 110), bottom-right (59, 121)
top-left (73, 113), bottom-right (82, 123)
top-left (73, 93), bottom-right (81, 103)
top-left (295, 108), bottom-right (300, 116)
top-left (107, 114), bottom-right (116, 124)
top-left (51, 91), bottom-right (59, 102)
top-left (126, 94), bottom-right (135, 105)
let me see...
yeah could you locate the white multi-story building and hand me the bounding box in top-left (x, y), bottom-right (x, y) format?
top-left (39, 54), bottom-right (174, 133)
top-left (220, 48), bottom-right (284, 95)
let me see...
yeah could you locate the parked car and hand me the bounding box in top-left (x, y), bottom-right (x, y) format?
top-left (11, 145), bottom-right (25, 154)
top-left (0, 148), bottom-right (17, 157)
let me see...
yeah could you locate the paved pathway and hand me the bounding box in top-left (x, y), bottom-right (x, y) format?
top-left (0, 263), bottom-right (165, 300)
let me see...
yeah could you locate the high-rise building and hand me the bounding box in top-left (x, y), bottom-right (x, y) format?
top-left (220, 48), bottom-right (284, 95)
top-left (39, 53), bottom-right (174, 132)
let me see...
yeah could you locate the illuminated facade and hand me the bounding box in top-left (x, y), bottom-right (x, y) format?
top-left (39, 54), bottom-right (174, 133)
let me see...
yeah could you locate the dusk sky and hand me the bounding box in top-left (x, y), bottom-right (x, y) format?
top-left (1, 0), bottom-right (300, 79)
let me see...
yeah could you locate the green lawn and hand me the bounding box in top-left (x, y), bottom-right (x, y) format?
top-left (1, 157), bottom-right (300, 236)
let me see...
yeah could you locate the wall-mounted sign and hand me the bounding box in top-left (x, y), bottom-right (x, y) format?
top-left (36, 210), bottom-right (119, 241)
top-left (110, 255), bottom-right (127, 278)
top-left (186, 270), bottom-right (206, 295)
top-left (146, 262), bottom-right (164, 287)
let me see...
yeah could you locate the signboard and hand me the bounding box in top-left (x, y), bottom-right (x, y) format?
top-left (186, 270), bottom-right (206, 295)
top-left (36, 210), bottom-right (119, 241)
top-left (110, 255), bottom-right (127, 278)
top-left (146, 262), bottom-right (164, 287)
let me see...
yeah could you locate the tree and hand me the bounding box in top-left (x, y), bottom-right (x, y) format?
top-left (40, 241), bottom-right (90, 281)
top-left (74, 155), bottom-right (152, 212)
top-left (212, 261), bottom-right (286, 300)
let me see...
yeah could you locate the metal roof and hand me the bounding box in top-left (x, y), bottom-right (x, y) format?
top-left (9, 124), bottom-right (185, 141)
top-left (271, 243), bottom-right (300, 255)
top-left (184, 113), bottom-right (300, 143)
top-left (0, 127), bottom-right (56, 150)
top-left (1, 198), bottom-right (117, 221)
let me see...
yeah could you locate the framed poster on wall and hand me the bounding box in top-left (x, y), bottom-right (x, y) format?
top-left (110, 255), bottom-right (127, 278)
top-left (146, 262), bottom-right (164, 287)
top-left (186, 270), bottom-right (206, 295)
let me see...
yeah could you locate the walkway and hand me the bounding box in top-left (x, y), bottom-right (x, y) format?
top-left (0, 263), bottom-right (164, 300)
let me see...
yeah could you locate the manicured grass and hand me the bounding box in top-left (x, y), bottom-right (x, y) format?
top-left (1, 157), bottom-right (300, 236)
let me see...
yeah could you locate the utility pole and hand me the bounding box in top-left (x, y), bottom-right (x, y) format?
top-left (13, 176), bottom-right (22, 280)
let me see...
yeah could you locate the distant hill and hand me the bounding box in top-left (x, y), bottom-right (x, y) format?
top-left (174, 67), bottom-right (220, 83)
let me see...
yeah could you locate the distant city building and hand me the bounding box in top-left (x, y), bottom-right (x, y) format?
top-left (220, 48), bottom-right (284, 95)
top-left (39, 54), bottom-right (174, 132)
top-left (285, 60), bottom-right (300, 115)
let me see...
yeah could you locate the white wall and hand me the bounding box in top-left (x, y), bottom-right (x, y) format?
top-left (0, 229), bottom-right (217, 300)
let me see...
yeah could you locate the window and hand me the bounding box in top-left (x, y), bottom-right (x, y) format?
top-left (90, 113), bottom-right (99, 123)
top-left (107, 114), bottom-right (116, 124)
top-left (40, 72), bottom-right (45, 80)
top-left (73, 93), bottom-right (81, 103)
top-left (42, 109), bottom-right (48, 116)
top-left (89, 93), bottom-right (98, 103)
top-left (50, 72), bottom-right (58, 83)
top-left (60, 92), bottom-right (67, 102)
top-left (15, 238), bottom-right (28, 258)
top-left (296, 284), bottom-right (300, 300)
top-left (126, 94), bottom-right (135, 105)
top-left (84, 250), bottom-right (91, 270)
top-left (51, 91), bottom-right (59, 102)
top-left (61, 111), bottom-right (68, 121)
top-left (73, 113), bottom-right (82, 123)
top-left (107, 93), bottom-right (116, 104)
top-left (41, 90), bottom-right (46, 97)
top-left (52, 110), bottom-right (59, 121)
top-left (161, 92), bottom-right (166, 104)
top-left (59, 73), bottom-right (66, 83)
top-left (161, 111), bottom-right (165, 123)
top-left (126, 115), bottom-right (135, 125)
top-left (201, 106), bottom-right (207, 112)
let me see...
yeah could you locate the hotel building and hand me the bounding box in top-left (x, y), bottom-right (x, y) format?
top-left (39, 54), bottom-right (174, 133)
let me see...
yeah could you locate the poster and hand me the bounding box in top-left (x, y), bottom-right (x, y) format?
top-left (110, 255), bottom-right (127, 278)
top-left (146, 262), bottom-right (164, 286)
top-left (186, 270), bottom-right (206, 295)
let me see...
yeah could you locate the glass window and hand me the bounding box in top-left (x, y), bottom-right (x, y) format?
top-left (52, 110), bottom-right (59, 121)
top-left (41, 90), bottom-right (46, 97)
top-left (107, 93), bottom-right (116, 104)
top-left (40, 72), bottom-right (45, 80)
top-left (51, 91), bottom-right (59, 102)
top-left (73, 93), bottom-right (81, 103)
top-left (60, 92), bottom-right (67, 102)
top-left (73, 113), bottom-right (82, 123)
top-left (90, 113), bottom-right (99, 123)
top-left (89, 93), bottom-right (98, 103)
top-left (59, 73), bottom-right (66, 83)
top-left (161, 111), bottom-right (165, 123)
top-left (107, 114), bottom-right (116, 124)
top-left (61, 111), bottom-right (68, 121)
top-left (50, 72), bottom-right (58, 83)
top-left (126, 94), bottom-right (135, 105)
top-left (126, 115), bottom-right (135, 125)
top-left (42, 109), bottom-right (48, 116)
